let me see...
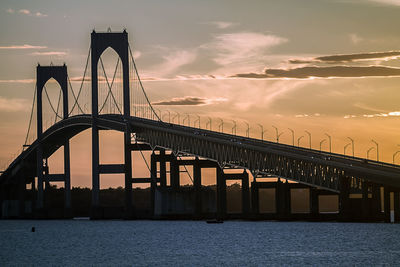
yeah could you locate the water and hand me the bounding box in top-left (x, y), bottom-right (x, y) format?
top-left (1, 220), bottom-right (400, 266)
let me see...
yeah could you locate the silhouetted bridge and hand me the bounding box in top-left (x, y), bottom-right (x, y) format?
top-left (1, 30), bottom-right (400, 222)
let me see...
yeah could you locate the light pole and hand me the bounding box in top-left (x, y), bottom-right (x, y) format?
top-left (367, 147), bottom-right (374, 160)
top-left (231, 120), bottom-right (237, 135)
top-left (244, 122), bottom-right (250, 138)
top-left (183, 114), bottom-right (190, 126)
top-left (194, 115), bottom-right (201, 128)
top-left (393, 150), bottom-right (400, 164)
top-left (319, 139), bottom-right (326, 151)
top-left (305, 130), bottom-right (312, 149)
top-left (347, 137), bottom-right (354, 157)
top-left (344, 143), bottom-right (351, 155)
top-left (272, 125), bottom-right (283, 143)
top-left (206, 117), bottom-right (212, 131)
top-left (257, 124), bottom-right (266, 141)
top-left (172, 112), bottom-right (180, 124)
top-left (288, 128), bottom-right (295, 146)
top-left (371, 139), bottom-right (379, 161)
top-left (218, 118), bottom-right (224, 133)
top-left (325, 133), bottom-right (331, 153)
top-left (156, 108), bottom-right (161, 119)
top-left (297, 135), bottom-right (304, 147)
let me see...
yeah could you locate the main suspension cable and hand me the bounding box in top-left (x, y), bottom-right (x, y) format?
top-left (128, 44), bottom-right (161, 121)
top-left (99, 57), bottom-right (122, 114)
top-left (68, 47), bottom-right (91, 115)
top-left (24, 85), bottom-right (37, 146)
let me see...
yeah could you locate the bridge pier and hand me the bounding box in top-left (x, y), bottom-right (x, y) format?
top-left (124, 128), bottom-right (133, 219)
top-left (309, 188), bottom-right (319, 218)
top-left (221, 169), bottom-right (250, 219)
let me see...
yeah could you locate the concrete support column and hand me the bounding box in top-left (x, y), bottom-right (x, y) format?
top-left (384, 186), bottom-right (391, 223)
top-left (31, 178), bottom-right (36, 213)
top-left (251, 181), bottom-right (259, 215)
top-left (394, 191), bottom-right (400, 223)
top-left (170, 156), bottom-right (179, 189)
top-left (64, 139), bottom-right (72, 217)
top-left (159, 149), bottom-right (167, 188)
top-left (276, 178), bottom-right (284, 217)
top-left (36, 145), bottom-right (44, 210)
top-left (91, 123), bottom-right (101, 219)
top-left (124, 128), bottom-right (133, 219)
top-left (339, 176), bottom-right (350, 220)
top-left (18, 179), bottom-right (25, 218)
top-left (242, 171), bottom-right (250, 217)
top-left (371, 183), bottom-right (381, 220)
top-left (216, 167), bottom-right (226, 219)
top-left (193, 158), bottom-right (202, 218)
top-left (150, 152), bottom-right (157, 217)
top-left (284, 180), bottom-right (291, 217)
top-left (310, 188), bottom-right (319, 217)
top-left (362, 181), bottom-right (369, 220)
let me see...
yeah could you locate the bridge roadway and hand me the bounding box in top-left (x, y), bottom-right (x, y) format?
top-left (1, 113), bottom-right (400, 192)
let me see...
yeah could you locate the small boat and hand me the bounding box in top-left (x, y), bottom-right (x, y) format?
top-left (206, 219), bottom-right (223, 224)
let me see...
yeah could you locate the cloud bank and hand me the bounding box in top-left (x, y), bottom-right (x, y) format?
top-left (289, 51), bottom-right (400, 64)
top-left (152, 96), bottom-right (227, 106)
top-left (234, 66), bottom-right (400, 79)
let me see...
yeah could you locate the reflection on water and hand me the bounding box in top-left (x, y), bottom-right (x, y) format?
top-left (1, 220), bottom-right (400, 265)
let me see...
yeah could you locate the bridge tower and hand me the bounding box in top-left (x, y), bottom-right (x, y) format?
top-left (90, 30), bottom-right (132, 218)
top-left (36, 64), bottom-right (71, 216)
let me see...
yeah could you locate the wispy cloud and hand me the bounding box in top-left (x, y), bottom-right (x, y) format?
top-left (368, 0), bottom-right (400, 6)
top-left (233, 66), bottom-right (400, 79)
top-left (0, 97), bottom-right (30, 112)
top-left (19, 9), bottom-right (30, 15)
top-left (35, 12), bottom-right (47, 17)
top-left (204, 21), bottom-right (238, 29)
top-left (31, 51), bottom-right (67, 56)
top-left (203, 32), bottom-right (288, 67)
top-left (349, 33), bottom-right (363, 45)
top-left (152, 96), bottom-right (227, 106)
top-left (344, 111), bottom-right (400, 119)
top-left (0, 44), bottom-right (47, 49)
top-left (150, 49), bottom-right (197, 77)
top-left (9, 8), bottom-right (48, 17)
top-left (289, 51), bottom-right (400, 64)
top-left (0, 79), bottom-right (35, 83)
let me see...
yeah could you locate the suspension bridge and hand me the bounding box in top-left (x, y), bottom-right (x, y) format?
top-left (1, 30), bottom-right (400, 222)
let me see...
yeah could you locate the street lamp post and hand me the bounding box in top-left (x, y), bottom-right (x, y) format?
top-left (347, 137), bottom-right (354, 157)
top-left (194, 115), bottom-right (201, 128)
top-left (319, 139), bottom-right (326, 151)
top-left (325, 133), bottom-right (332, 153)
top-left (288, 128), bottom-right (295, 146)
top-left (305, 130), bottom-right (312, 149)
top-left (344, 143), bottom-right (351, 155)
top-left (297, 136), bottom-right (304, 147)
top-left (272, 125), bottom-right (283, 143)
top-left (367, 147), bottom-right (375, 160)
top-left (172, 112), bottom-right (180, 124)
top-left (231, 120), bottom-right (237, 135)
top-left (371, 139), bottom-right (379, 161)
top-left (183, 114), bottom-right (190, 126)
top-left (393, 150), bottom-right (400, 164)
top-left (218, 118), bottom-right (224, 133)
top-left (206, 117), bottom-right (212, 131)
top-left (257, 124), bottom-right (266, 141)
top-left (244, 122), bottom-right (250, 138)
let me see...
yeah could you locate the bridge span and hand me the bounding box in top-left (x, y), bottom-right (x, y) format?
top-left (1, 30), bottom-right (400, 222)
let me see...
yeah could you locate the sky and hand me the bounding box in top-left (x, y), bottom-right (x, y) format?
top-left (1, 0), bottom-right (400, 188)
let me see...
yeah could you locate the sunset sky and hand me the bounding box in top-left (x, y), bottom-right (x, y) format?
top-left (1, 0), bottom-right (400, 188)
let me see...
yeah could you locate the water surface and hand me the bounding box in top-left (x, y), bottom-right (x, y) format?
top-left (1, 220), bottom-right (399, 266)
